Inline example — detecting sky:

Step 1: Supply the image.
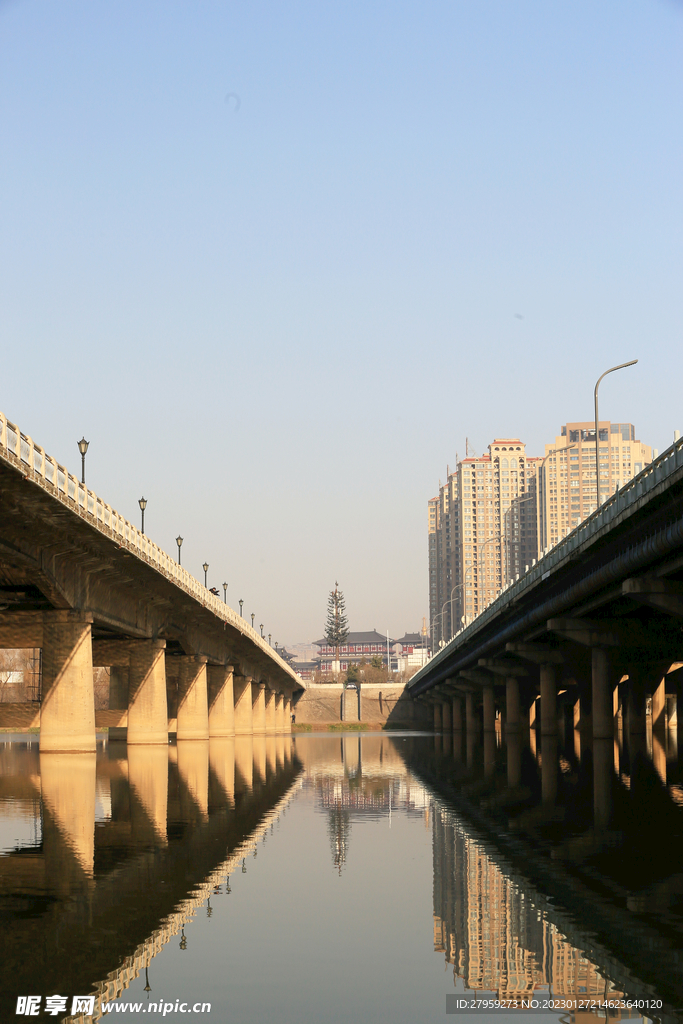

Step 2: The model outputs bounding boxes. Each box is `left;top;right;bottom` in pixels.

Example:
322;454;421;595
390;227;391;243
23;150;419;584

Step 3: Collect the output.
1;0;682;645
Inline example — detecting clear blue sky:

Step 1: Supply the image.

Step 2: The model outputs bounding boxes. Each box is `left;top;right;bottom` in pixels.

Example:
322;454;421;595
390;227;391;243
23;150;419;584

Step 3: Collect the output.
1;0;682;644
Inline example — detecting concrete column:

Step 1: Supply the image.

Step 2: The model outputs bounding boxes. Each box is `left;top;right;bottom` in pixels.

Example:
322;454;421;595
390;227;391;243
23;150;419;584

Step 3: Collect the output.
539;663;557;736
252;682;267;735
507;731;522;788
109;666;129;742
465;692;476;736
275;693;285;733
442;700;452;731
177;656;209;741
265;688;277;734
541;734;558;805
128;640;168;745
233;675;253;736
40;752;96;891
484;731;496;777
593;737;612;831
266;736;277;776
505;677;520;733
209;738;235;806
433;702;442;732
483;685;495;733
40;612;96;753
208;664;235;738
652;675;666;731
452;696;463;731
283;696;292;732
592;648;613;740
127;744;168;843
177;739;209;820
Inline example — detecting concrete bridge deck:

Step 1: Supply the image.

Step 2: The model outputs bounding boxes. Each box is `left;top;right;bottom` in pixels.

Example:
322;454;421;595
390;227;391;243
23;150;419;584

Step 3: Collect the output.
0;411;301;750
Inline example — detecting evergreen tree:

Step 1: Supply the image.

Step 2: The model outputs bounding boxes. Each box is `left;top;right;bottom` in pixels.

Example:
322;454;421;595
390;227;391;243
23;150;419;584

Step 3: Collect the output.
324;582;350;670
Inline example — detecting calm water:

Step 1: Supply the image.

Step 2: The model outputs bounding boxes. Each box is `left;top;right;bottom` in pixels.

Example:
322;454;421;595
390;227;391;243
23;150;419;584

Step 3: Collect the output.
0;729;681;1023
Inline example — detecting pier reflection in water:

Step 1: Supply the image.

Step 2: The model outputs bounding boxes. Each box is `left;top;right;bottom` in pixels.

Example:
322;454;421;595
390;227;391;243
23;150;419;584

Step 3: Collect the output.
0;729;680;1022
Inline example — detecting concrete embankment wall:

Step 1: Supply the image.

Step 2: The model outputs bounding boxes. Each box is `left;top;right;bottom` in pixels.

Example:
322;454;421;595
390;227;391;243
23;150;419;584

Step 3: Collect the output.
291;683;430;728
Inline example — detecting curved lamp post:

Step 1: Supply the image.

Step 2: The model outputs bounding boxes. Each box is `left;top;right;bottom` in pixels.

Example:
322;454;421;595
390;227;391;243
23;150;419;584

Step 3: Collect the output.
176;536;183;565
138;497;147;535
77;437;89;485
203;562;209;587
594;360;638;505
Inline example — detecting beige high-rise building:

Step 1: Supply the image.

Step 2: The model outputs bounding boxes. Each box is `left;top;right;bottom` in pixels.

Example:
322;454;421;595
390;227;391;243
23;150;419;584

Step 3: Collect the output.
428;440;540;649
537;421;652;551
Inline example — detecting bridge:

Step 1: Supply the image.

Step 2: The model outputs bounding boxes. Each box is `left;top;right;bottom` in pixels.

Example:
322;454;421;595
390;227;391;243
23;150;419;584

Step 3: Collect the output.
409;435;683;772
0;411;302;751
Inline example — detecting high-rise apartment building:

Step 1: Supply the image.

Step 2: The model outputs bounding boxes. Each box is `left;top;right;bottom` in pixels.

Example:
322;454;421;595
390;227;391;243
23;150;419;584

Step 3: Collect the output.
537;421;652;550
429;440;540;649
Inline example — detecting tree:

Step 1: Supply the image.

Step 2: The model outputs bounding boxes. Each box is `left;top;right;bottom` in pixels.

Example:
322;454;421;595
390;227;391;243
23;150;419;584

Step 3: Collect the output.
324;582;350;674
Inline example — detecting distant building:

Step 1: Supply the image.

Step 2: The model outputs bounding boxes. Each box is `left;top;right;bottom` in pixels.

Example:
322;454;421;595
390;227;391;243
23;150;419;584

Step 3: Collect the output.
314;630;394;673
393;632;430;673
537;421;652;550
428;439;540;650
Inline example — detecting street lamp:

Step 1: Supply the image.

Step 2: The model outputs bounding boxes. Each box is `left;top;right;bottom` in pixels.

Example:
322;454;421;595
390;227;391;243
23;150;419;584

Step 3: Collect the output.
77;437;89;485
275;641;279;651
223;582;228;603
176;536;183;565
239;599;243;617
268;633;271;646
138;497;147;534
203;562;209;587
260;623;264;637
251;613;255;627
594;360;638;505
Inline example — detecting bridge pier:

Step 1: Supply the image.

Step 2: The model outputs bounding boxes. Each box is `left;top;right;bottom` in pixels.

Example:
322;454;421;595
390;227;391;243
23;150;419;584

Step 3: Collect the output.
40;751;97;890
127;743;169;842
275;693;285;732
451;695;463;732
283;695;292;732
505;677;520;733
592;649;614;740
177;739;209;820
233;675;254;736
40;612;96;754
208;664;235;738
176;656;209;741
209;737;235;806
539;663;557;736
483;685;495;733
265;687;277;734
441;699;452;731
128;640;168;745
507;730;522;787
252;682;267;735
433;702;442;732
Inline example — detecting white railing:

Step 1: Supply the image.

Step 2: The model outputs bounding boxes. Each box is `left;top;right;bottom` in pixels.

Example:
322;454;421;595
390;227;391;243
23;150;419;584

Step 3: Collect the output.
415;434;683;683
0;411;297;682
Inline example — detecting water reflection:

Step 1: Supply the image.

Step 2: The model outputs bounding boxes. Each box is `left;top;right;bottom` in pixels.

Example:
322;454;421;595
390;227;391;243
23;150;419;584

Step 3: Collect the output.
0;736;301;1022
0;728;681;1022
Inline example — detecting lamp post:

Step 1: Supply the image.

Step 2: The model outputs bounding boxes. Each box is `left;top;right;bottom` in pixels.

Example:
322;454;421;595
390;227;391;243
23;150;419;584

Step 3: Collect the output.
268;633;271;646
223;582;228;603
77;437;89;485
251;613;255;628
176;536;183;565
594;360;638;505
203;562;209;587
260;624;264;638
138;497;147;534
239;599;243;617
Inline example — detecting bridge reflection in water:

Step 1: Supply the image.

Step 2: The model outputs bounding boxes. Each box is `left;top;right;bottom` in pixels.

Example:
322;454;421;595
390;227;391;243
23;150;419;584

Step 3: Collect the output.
0;730;681;1023
0;736;301;1023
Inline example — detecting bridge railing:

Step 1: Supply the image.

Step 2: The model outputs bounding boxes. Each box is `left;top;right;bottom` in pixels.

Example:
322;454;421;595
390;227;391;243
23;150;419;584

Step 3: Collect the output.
0;411;298;682
413;433;683;684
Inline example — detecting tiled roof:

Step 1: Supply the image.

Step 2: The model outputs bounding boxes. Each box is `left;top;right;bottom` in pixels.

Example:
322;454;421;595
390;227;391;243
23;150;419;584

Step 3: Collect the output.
313;630;394;647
